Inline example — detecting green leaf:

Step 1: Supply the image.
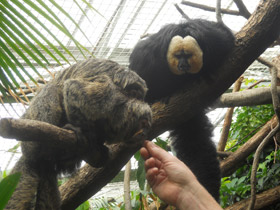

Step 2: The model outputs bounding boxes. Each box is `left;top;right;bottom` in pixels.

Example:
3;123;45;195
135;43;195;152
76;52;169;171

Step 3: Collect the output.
0;5;61;66
75;0;106;20
0;26;42;79
22;0;87;57
0;18;47;70
136;157;146;190
0;12;49;65
47;0;93;46
0;173;21;210
0;39;37;84
134;150;141;161
3;0;76;62
75;200;90;210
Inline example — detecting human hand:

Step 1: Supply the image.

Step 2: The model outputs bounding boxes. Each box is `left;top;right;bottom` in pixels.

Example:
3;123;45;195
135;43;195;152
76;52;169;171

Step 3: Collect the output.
140;140;222;210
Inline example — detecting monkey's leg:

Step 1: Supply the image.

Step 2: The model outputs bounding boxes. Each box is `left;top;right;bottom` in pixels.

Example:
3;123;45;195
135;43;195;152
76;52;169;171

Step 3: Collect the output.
170;113;221;201
5;158;39;210
34;171;60;210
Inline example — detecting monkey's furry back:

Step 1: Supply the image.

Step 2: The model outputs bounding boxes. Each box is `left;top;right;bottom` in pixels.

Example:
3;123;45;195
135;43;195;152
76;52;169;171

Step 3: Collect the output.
129;19;235;200
6;58;152;210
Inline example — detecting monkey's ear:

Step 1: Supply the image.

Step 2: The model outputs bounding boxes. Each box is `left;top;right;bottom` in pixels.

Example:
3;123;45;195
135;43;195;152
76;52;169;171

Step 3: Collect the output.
167;35;203;75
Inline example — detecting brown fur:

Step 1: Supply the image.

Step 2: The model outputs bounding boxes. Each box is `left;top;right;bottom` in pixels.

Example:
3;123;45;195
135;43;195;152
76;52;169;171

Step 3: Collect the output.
6;58;152;210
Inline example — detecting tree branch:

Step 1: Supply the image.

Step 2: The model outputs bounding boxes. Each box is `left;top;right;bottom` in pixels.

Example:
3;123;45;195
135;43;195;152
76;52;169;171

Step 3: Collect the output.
216;0;223;23
213;87;280;108
233;0;251;19
217;76;243;152
248;62;280;210
0;118;76;146
225;184;280;210
181;1;241;17
174;3;190;20
220;116;278;177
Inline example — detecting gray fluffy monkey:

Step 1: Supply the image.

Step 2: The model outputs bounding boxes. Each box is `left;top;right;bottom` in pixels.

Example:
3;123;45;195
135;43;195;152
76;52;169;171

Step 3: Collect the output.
6;58;152;210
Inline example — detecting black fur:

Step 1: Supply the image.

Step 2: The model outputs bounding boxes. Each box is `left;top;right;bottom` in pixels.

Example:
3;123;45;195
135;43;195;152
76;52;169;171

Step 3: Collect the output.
129;19;235;200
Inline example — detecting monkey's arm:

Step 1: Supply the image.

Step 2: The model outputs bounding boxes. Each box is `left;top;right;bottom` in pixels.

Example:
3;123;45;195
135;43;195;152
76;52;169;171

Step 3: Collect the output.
63;75;151;144
62;75;151;166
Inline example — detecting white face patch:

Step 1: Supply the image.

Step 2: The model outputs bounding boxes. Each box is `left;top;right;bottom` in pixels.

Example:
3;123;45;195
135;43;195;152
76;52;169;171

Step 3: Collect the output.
167;35;203;75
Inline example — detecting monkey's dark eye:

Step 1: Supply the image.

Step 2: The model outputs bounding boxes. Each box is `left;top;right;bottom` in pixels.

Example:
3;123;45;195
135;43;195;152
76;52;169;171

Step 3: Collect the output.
128;89;142;99
124;84;144;100
174;54;182;59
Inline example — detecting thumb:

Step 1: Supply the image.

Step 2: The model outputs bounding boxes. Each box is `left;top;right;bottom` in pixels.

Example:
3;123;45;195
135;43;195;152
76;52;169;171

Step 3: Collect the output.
144;141;170;162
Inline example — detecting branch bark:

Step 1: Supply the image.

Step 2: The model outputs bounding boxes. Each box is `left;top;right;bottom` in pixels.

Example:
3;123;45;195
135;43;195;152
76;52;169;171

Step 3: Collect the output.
124;160;132;210
248;63;280;210
217;76;243;152
213;87;280;108
0;118;76;146
181;1;240;17
225;185;280;210
233;0;251;19
220;116;278;177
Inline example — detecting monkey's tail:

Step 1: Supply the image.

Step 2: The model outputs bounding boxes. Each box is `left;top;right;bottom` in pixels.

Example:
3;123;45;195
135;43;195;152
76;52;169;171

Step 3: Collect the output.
170;112;221;201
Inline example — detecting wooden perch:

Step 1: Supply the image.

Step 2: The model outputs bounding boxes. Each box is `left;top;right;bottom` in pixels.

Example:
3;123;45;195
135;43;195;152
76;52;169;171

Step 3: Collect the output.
213;87;280;108
0;118;76;146
225;185;280;210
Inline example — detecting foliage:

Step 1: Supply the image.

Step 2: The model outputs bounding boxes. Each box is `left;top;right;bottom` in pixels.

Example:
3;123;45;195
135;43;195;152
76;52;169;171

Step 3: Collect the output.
220;104;279;208
134;137;169;190
0;173;21;210
91;190;161;210
226;104;274;151
0;0;97;103
75;200;90;210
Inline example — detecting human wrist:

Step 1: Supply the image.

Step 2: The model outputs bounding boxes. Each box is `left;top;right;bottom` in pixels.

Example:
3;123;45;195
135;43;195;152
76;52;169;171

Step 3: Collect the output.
176;180;222;210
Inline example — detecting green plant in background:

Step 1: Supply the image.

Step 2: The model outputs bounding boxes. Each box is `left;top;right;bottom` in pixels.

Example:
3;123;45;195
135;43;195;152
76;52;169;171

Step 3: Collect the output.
0;0;100;103
134;137;169;190
0;173;21;210
75;200;90;210
226;104;274;152
220;104;278;208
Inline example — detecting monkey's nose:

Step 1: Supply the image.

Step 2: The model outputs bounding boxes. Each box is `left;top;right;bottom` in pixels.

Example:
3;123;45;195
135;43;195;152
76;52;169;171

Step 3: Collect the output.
139;118;151;129
178;63;190;72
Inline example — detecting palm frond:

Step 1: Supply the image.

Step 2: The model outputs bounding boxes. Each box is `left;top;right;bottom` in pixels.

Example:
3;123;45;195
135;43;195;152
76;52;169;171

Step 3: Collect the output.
0;0;98;106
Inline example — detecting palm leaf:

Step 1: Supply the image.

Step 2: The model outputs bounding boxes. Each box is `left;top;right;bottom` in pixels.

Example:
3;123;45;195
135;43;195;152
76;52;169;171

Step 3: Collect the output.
0;0;99;106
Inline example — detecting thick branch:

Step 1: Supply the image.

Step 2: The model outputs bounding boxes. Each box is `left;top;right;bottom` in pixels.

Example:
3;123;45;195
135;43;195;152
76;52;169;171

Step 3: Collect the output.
0;118;76;147
214;87;280;108
225;185;280;210
60;143;141;210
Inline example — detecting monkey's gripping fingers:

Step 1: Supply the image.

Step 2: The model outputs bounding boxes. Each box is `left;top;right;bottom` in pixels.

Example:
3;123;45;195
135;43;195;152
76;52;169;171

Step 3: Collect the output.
114;99;152;143
63;124;109;167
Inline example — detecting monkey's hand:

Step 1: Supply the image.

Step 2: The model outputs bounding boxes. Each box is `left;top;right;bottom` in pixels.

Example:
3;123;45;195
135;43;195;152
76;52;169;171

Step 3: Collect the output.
63;124;109;168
